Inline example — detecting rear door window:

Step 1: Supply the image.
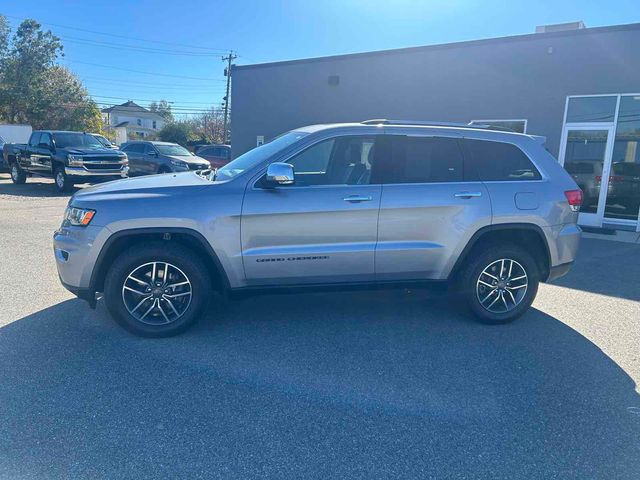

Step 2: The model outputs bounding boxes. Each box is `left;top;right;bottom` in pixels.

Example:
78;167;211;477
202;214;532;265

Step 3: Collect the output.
124;143;143;154
384;136;464;183
463;139;541;181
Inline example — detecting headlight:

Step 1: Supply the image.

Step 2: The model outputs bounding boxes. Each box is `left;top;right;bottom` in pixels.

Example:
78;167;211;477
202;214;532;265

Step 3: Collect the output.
67;154;84;167
120;154;128;165
170;159;187;168
64;207;96;226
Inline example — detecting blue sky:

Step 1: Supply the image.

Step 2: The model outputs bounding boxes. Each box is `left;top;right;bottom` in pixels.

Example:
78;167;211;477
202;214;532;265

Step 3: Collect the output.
1;0;637;116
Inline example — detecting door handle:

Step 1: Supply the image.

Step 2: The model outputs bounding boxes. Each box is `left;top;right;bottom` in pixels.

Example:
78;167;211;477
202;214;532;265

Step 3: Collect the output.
454;191;482;199
343;194;373;203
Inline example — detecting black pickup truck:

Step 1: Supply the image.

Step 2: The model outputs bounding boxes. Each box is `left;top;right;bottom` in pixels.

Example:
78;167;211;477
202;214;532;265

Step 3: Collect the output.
8;130;129;191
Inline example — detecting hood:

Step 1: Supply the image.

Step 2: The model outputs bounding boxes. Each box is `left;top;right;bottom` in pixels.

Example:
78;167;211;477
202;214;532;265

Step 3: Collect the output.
64;147;124;156
71;171;211;204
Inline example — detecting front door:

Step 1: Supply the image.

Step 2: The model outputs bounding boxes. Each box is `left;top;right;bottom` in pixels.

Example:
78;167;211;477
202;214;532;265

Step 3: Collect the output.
559;126;615;227
241;135;381;285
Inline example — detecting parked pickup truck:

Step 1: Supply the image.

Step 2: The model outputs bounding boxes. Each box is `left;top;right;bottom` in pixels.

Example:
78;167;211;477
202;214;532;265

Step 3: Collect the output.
8;130;129;191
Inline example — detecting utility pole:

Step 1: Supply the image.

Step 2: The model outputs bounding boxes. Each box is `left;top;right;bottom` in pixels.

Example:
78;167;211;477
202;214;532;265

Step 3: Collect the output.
222;50;237;145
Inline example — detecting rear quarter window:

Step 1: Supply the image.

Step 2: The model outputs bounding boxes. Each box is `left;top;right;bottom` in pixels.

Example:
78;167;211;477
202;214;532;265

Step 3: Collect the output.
464;139;541;181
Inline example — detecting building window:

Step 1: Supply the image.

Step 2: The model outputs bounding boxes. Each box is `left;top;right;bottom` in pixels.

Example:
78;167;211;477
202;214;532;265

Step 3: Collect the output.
137;119;142;126
566;96;617;123
469;119;527;133
153;120;157;129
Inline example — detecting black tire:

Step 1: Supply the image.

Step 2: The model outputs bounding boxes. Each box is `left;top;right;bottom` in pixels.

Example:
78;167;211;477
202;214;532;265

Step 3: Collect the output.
10;161;27;184
53;165;74;192
103;242;210;337
459;244;539;325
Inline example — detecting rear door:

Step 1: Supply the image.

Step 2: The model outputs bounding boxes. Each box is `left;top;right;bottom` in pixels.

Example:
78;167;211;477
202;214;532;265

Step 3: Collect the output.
142;144;159;174
375;132;492;280
241;134;382;285
123;143;144;175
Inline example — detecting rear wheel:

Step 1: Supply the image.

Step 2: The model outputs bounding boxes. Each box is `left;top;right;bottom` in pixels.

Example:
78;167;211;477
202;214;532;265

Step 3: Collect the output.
459;244;539;324
104;242;210;337
10;162;27;184
53;165;74;192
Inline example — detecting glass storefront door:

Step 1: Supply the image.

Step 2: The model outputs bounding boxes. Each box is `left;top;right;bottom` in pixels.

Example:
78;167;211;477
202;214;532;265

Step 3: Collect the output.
604;96;640;223
561;127;615;227
560;95;640;230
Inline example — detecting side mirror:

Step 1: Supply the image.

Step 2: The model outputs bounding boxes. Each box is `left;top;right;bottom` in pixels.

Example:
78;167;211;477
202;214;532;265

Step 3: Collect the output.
265;162;295;186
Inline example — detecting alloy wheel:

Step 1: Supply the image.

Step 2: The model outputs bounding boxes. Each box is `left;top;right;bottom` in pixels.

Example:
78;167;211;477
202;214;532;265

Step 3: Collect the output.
56;171;66;189
121;261;192;325
476;258;528;314
11;164;19;181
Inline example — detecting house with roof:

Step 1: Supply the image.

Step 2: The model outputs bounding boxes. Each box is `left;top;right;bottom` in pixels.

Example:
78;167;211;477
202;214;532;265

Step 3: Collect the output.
101;101;166;144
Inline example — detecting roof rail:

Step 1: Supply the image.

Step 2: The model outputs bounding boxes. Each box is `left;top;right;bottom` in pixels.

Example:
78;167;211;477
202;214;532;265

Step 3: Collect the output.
360;119;516;132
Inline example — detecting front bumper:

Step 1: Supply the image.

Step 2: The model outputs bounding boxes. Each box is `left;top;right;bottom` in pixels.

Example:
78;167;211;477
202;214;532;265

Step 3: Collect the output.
54;225;110;303
65;165;129;178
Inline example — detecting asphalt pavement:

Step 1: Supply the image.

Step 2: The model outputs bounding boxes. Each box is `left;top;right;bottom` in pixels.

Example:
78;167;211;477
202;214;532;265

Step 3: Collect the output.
0;174;639;479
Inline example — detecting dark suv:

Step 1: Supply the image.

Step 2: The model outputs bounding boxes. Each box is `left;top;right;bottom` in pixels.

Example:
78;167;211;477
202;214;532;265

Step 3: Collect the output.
121;141;211;176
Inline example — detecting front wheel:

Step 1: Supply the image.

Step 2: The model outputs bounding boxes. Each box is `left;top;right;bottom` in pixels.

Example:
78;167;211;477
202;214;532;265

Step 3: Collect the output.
10;162;27;184
459;245;539;324
53;165;74;192
103;242;210;337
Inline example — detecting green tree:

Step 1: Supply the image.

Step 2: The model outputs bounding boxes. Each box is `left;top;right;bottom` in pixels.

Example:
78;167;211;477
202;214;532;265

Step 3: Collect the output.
149;99;174;122
0;17;63;123
0;16;100;131
158;121;192;145
39;66;103;131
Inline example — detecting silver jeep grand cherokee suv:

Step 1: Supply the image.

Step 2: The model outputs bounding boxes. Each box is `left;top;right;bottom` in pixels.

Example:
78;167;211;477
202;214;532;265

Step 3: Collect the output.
54;120;582;337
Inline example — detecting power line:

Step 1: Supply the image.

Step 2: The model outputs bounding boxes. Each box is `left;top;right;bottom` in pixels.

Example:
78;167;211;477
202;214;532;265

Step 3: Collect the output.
59;35;222;57
80;76;226;90
91;94;224;105
3;14;230;52
63;60;226;81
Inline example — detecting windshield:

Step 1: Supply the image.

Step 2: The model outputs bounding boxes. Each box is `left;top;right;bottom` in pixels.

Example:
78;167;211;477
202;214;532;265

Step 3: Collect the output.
53;133;104;149
93;135;111;147
216;131;309;181
156;144;191;156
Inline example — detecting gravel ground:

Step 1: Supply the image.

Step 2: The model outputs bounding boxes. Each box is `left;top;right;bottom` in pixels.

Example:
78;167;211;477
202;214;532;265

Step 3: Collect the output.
0;173;639;479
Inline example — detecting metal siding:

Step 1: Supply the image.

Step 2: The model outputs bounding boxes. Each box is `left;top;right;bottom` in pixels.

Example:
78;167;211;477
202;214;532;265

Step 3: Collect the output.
231;26;640;159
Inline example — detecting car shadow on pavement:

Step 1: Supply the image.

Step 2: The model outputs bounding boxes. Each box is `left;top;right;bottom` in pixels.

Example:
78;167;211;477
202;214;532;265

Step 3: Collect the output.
0;173;83;198
1;292;638;478
551;237;640;302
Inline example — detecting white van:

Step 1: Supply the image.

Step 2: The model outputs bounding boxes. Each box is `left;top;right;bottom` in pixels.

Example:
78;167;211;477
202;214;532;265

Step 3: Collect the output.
0;124;32;145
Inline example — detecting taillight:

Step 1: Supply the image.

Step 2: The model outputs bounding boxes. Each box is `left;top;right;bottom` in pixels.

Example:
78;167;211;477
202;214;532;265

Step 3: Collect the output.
609;175;624;183
565;189;583;212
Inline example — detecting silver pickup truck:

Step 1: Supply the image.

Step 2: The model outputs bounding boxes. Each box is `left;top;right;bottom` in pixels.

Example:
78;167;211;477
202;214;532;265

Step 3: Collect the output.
53;121;582;337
